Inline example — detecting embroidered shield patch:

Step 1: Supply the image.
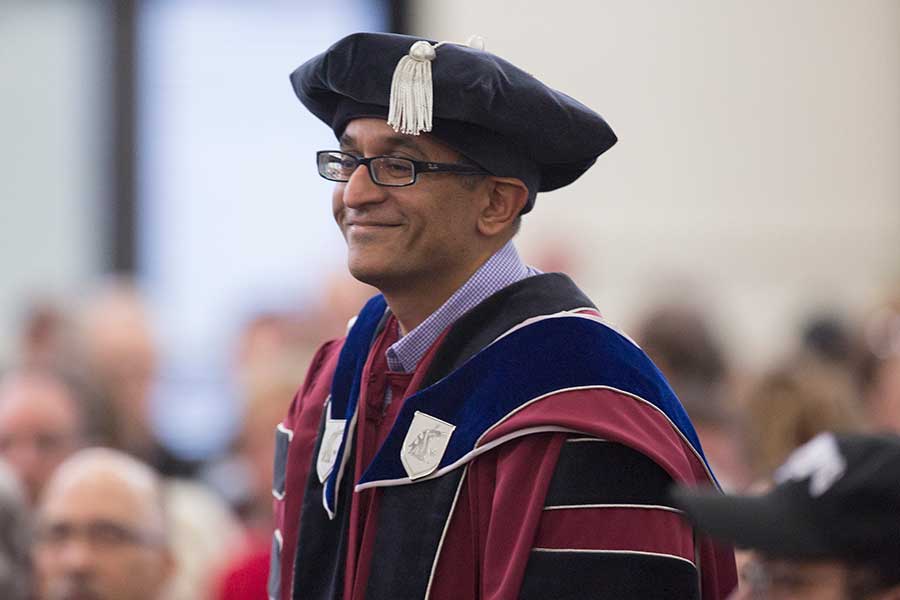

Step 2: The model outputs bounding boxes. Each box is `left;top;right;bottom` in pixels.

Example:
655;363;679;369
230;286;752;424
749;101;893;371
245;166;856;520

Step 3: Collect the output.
401;411;456;480
317;416;346;483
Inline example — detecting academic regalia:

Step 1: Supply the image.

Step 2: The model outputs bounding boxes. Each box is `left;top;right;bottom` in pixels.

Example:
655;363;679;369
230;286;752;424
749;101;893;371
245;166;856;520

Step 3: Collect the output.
271;275;736;599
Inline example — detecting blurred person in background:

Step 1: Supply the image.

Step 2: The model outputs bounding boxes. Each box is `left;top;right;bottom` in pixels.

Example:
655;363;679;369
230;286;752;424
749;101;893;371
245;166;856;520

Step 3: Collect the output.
33;447;174;600
0;369;86;505
636;302;750;490
672;432;900;599
73;278;197;477
163;476;243;600
740;359;865;481
0;460;32;600
210;354;307;600
857;299;900;433
799;312;857;371
17;300;70;372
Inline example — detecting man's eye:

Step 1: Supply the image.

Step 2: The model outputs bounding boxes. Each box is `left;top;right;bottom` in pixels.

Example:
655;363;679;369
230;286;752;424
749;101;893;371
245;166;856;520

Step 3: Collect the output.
384;160;412;173
91;523;132;544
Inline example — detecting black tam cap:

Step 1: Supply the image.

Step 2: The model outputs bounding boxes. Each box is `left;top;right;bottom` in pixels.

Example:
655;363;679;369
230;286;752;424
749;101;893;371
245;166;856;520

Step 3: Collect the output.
671;433;900;580
290;32;617;213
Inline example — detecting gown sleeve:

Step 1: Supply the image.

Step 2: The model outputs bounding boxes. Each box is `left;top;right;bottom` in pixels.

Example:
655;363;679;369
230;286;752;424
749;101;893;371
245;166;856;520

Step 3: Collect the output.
468;431;733;599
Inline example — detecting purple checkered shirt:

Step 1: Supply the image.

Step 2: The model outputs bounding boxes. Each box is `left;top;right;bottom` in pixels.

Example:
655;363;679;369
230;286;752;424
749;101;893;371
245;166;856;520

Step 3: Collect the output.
385;241;540;373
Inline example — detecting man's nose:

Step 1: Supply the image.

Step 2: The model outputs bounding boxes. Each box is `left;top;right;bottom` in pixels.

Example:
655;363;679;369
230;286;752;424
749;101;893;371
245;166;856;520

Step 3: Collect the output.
57;536;96;573
341;164;388;208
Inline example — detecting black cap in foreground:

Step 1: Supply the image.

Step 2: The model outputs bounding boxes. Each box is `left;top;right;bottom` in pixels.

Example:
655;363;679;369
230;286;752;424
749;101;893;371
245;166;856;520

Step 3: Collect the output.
290;32;617;213
671;432;900;570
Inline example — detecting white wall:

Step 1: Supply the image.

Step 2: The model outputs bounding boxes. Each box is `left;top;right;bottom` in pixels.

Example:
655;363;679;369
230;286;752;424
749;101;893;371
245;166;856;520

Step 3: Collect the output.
410;0;900;366
0;1;107;365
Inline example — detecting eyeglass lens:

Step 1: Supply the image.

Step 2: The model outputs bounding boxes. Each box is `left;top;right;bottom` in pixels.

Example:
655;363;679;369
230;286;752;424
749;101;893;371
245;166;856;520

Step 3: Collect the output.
318;152;415;186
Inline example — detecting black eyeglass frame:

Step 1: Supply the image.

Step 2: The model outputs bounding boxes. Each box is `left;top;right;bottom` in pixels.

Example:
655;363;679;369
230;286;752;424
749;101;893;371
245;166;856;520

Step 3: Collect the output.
316;150;489;187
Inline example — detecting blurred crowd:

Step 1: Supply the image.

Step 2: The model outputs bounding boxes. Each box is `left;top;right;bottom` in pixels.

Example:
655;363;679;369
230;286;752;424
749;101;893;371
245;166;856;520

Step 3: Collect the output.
0;274;373;600
0;267;898;599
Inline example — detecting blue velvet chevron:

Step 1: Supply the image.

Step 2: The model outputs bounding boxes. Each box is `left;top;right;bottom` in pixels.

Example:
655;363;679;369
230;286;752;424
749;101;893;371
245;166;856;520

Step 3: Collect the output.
323;294;387;514
358;314;711;486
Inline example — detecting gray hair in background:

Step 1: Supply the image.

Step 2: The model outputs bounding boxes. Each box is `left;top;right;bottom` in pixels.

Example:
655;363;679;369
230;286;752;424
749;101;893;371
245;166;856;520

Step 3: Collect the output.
0;460;31;600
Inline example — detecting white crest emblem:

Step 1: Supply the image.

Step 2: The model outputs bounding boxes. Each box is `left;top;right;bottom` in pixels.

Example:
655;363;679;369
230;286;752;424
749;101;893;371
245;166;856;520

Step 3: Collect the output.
317;416;346;483
774;432;847;497
401;411;455;480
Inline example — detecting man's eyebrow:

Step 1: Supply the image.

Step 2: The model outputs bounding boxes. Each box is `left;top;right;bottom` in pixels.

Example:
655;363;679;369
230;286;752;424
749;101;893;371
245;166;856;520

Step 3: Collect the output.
380;136;426;155
338;133;427;157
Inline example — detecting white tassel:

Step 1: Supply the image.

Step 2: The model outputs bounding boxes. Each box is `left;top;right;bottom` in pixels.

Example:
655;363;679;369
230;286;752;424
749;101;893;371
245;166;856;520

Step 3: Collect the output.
388;41;436;135
387;37;487;136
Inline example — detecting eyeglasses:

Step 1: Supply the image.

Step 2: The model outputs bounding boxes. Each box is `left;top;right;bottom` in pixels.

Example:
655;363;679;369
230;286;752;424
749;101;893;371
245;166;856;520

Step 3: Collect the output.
316;150;488;187
36;519;165;551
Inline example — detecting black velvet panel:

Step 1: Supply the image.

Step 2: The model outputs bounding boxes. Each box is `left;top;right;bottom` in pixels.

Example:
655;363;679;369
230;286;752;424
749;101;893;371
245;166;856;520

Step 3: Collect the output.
520;550;699;600
544;441;675;508
291;411;355;600
365;470;466;600
272;426;290;498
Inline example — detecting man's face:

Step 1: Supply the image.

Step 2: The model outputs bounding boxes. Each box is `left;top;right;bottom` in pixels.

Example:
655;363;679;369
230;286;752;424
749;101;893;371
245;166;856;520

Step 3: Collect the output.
331;118;486;293
0;375;81;504
867;356;900;433
731;557;895;600
34;470;172;600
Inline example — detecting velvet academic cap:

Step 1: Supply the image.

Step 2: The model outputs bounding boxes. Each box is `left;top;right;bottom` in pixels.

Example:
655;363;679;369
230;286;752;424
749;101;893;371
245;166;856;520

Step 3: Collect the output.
291;32;617;213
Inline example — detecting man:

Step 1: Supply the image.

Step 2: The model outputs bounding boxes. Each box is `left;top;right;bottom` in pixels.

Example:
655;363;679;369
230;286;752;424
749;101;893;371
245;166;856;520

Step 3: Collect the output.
0;369;85;504
272;32;736;599
75;279;198;477
672;432;900;599
33;447;175;600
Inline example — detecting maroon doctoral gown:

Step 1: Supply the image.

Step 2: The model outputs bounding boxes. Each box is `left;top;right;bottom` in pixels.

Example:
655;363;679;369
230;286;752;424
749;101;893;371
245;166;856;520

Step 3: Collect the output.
271;274;737;599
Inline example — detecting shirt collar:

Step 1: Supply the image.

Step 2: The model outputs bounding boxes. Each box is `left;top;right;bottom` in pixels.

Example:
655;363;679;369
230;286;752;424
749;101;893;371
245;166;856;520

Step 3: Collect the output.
385;241;539;373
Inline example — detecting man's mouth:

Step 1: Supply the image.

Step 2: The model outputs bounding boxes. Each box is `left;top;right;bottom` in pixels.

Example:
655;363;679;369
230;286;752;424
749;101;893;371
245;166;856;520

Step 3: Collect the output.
346;222;402;232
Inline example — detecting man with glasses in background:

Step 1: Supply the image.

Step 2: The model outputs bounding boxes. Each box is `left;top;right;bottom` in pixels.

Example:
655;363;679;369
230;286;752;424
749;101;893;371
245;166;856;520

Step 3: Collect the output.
673;432;900;600
271;32;737;599
33;448;174;600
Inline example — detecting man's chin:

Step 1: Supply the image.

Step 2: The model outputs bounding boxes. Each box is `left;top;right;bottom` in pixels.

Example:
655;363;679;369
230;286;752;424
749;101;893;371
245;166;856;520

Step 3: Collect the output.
346;260;396;290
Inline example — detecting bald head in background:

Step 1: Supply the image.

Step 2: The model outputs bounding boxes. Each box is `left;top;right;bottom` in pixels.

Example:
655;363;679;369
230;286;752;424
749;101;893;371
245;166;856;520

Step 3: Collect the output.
34;448;174;600
0;370;85;504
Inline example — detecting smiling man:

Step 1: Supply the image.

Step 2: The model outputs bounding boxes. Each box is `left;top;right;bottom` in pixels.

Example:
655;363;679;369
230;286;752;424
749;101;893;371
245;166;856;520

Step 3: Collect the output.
271;32;737;600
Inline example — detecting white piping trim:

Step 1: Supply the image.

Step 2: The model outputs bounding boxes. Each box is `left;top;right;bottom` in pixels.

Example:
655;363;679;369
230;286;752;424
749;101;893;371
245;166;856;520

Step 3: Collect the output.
475;384;718;488
565;437;609;443
531;548;696;568
355;425;582;491
272;489;285;501
276;422;294;441
487;310;642;351
424;465;469;600
543;503;684;515
322;403;360;520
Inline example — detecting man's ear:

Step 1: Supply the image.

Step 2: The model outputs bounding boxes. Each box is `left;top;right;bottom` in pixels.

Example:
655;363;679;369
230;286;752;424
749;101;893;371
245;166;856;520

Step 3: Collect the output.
477;177;529;237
